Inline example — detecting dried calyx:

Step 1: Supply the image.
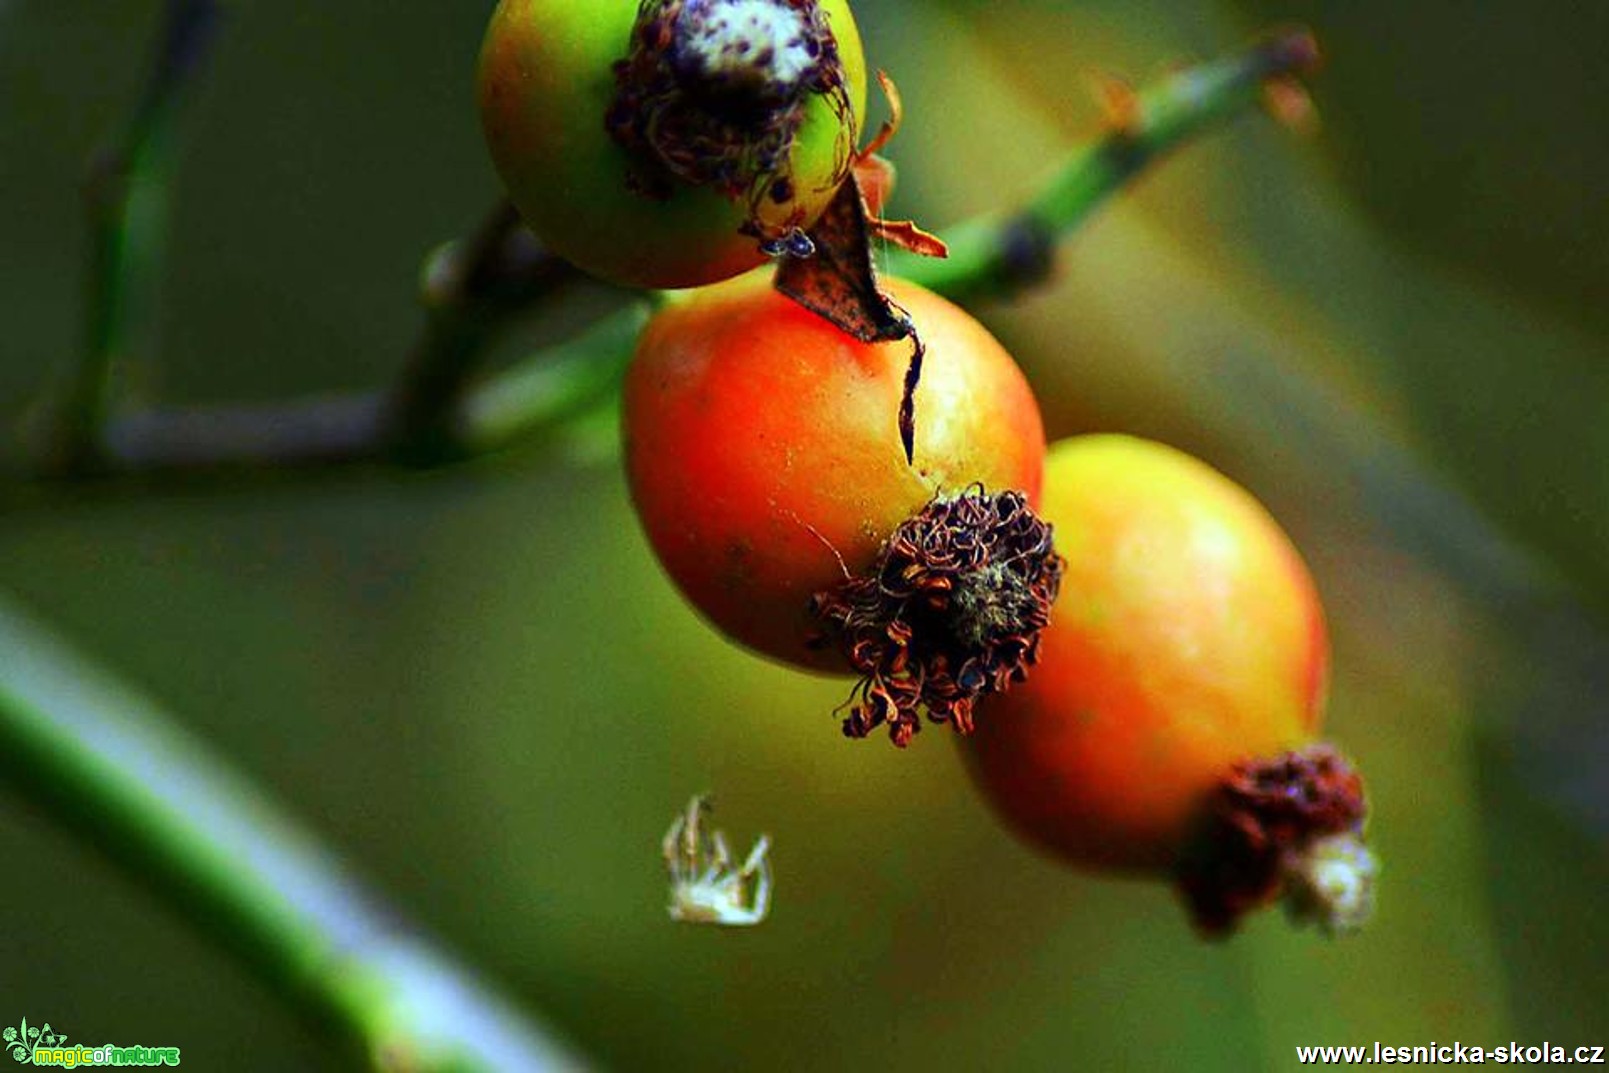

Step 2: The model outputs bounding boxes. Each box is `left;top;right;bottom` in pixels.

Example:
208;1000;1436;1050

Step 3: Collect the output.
810;488;1064;747
607;0;854;240
1176;744;1377;937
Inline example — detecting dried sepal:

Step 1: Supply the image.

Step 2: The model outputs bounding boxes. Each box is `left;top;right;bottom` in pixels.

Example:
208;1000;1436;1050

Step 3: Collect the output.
869;217;947;258
1176;744;1376;937
858;70;903;160
810;488;1064;747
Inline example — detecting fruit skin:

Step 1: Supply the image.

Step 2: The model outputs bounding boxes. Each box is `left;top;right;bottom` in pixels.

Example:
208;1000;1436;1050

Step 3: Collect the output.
478;0;867;290
962;435;1329;871
624;274;1046;672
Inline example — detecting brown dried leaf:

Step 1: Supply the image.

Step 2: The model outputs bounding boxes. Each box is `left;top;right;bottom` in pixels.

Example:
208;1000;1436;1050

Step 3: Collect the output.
772;68;944;463
774;172;910;344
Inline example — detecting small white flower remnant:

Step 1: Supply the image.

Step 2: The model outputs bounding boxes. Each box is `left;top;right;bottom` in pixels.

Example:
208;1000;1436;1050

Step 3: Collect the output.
662;796;772;926
1285;831;1379;936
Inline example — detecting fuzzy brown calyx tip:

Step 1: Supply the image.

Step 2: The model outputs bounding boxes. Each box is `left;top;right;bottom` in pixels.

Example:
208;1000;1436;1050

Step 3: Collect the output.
809;488;1064;748
606;0;852;233
1176;743;1376;938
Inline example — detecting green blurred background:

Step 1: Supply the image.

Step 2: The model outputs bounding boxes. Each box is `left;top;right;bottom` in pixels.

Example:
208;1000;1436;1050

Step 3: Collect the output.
2;0;1605;1068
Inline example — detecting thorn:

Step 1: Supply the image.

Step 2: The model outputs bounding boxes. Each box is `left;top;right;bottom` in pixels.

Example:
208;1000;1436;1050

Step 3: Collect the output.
1092;72;1141;135
1262;75;1320;133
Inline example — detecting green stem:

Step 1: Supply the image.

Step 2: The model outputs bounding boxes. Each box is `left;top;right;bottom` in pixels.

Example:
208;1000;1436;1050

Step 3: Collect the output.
0;595;586;1071
81;300;652;477
58;0;222;475
894;27;1319;300
101;393;386;474
456;300;654;456
388;202;583;463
